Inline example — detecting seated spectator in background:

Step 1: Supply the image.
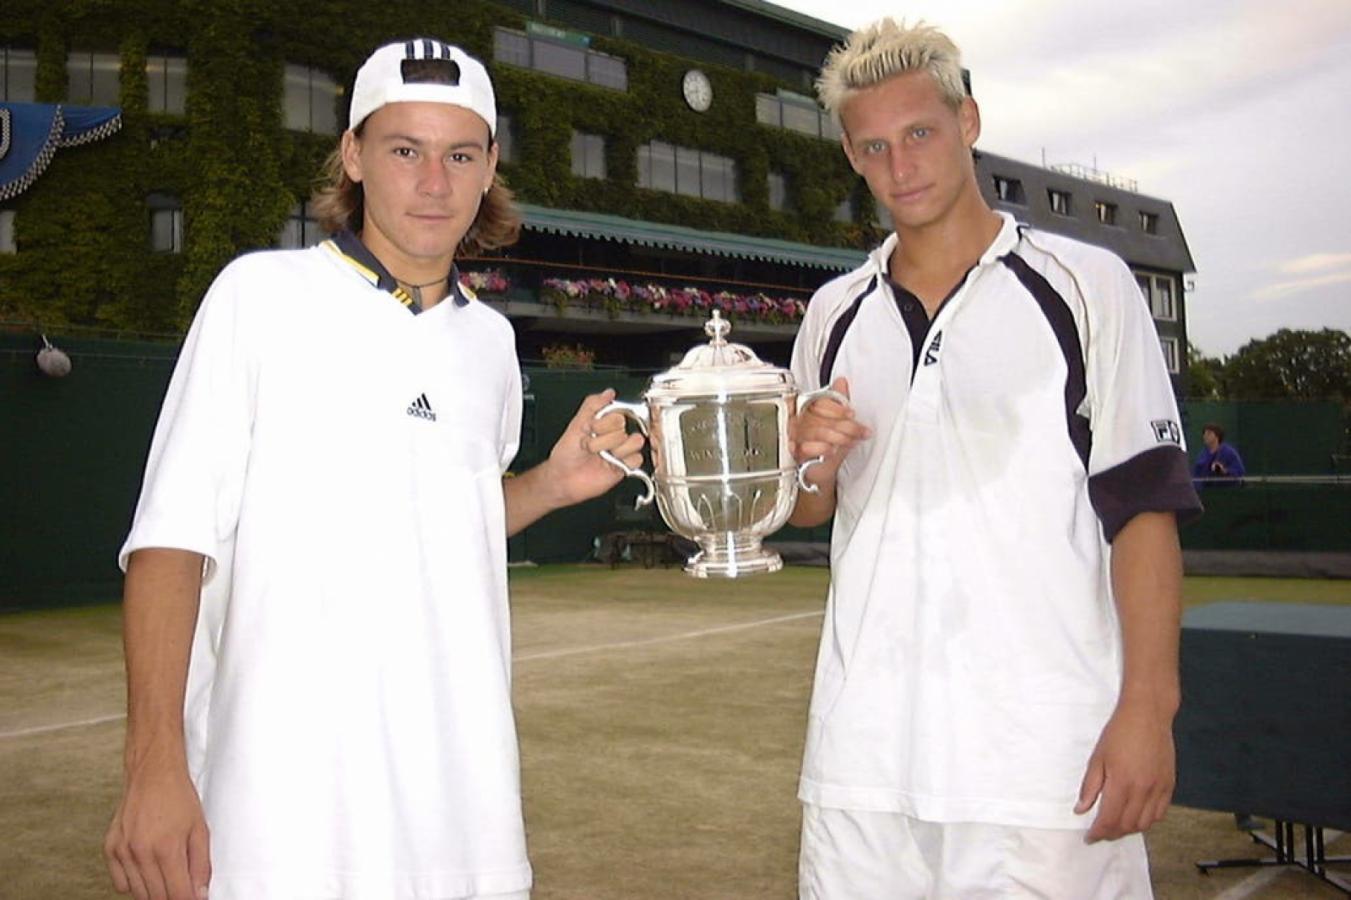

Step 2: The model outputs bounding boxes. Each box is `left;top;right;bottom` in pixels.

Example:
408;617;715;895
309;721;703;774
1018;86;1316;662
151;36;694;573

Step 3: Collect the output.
1193;423;1246;486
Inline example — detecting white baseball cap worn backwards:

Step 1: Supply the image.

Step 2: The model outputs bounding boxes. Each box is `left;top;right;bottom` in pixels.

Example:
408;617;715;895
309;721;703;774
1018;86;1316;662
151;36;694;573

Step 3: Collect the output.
348;38;497;137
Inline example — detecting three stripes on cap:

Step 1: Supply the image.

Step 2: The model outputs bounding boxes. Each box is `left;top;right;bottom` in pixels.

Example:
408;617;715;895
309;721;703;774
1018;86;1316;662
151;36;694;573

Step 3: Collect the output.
405;39;454;61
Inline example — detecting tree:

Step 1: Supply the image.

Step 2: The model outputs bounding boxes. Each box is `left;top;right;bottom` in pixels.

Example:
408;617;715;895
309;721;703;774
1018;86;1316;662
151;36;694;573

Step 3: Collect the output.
1223;328;1351;401
1186;344;1225;400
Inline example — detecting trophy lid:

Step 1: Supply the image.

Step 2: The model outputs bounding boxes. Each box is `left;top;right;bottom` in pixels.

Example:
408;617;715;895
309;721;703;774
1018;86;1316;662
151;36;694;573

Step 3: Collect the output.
648;311;794;398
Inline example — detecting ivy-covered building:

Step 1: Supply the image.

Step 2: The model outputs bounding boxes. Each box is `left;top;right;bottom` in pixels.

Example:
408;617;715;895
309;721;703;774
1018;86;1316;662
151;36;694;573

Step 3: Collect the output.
0;0;1194;379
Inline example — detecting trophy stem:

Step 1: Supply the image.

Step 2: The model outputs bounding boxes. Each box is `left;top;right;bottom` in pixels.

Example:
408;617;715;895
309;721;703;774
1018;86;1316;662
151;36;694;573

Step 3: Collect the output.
685;533;783;579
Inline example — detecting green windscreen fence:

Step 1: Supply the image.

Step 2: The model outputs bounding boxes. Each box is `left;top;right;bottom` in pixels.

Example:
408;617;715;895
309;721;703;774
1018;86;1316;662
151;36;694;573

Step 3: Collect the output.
1185;482;1351;552
1179;400;1350;552
0;329;666;608
1183;400;1347;475
2;333;178;609
2;331;1348;609
507;368;653;566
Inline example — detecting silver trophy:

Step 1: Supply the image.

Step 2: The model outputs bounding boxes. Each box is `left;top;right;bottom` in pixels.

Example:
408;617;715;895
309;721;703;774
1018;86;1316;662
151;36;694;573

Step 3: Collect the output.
597;311;845;578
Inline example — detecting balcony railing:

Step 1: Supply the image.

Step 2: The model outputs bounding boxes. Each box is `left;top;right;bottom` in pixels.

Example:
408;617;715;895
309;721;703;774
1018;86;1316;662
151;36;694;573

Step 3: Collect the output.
1047;162;1139;194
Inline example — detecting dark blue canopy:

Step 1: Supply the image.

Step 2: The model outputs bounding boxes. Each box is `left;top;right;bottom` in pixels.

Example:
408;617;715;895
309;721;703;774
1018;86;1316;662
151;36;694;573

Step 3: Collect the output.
0;103;122;201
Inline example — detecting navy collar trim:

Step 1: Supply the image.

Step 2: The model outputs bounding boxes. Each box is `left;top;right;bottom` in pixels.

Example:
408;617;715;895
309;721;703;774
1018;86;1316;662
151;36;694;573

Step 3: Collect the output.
328;229;468;312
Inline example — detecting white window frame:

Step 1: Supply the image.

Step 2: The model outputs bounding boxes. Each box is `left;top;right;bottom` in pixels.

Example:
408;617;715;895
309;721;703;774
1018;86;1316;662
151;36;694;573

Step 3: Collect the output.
821;113;843;142
586;52;627;91
780;98;820;137
700;153;736;204
833;194;854;224
1135;273;1152;305
1152;275;1177;321
277;201;323;249
637;141;675;193
1;47;37;102
492;28;627;92
755;92;836;141
674;146;701;197
493;29;531;69
1048;188;1072;216
767;171;788;212
570;130;606;180
496;113;516;163
148;193;183;253
284;64;340;134
0;209;16;253
1134;271;1178;322
993;175;1025;204
67;50;121;105
1139;210;1159;234
146;54;188;115
1159;336;1180;374
532;39;586;81
755;94;780;127
636;142;738;203
1094;200;1118;226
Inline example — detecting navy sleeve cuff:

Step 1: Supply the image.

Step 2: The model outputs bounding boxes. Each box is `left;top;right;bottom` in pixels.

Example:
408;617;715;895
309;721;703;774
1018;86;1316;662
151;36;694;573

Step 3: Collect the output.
1089;445;1203;543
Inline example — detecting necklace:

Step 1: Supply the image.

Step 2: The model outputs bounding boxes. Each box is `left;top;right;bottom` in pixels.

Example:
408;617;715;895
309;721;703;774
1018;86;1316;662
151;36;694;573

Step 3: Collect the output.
397;275;447;307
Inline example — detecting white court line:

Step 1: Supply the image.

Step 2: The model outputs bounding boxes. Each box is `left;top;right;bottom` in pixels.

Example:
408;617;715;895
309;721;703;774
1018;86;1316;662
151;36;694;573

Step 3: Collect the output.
0;712;127;740
515;609;824;663
1209;830;1344;900
9;609;1343;900
0;610;825;740
1211;866;1285;900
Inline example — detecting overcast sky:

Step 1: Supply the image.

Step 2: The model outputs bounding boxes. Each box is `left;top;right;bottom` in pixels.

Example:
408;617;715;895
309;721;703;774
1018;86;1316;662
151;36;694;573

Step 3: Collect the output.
774;0;1351;356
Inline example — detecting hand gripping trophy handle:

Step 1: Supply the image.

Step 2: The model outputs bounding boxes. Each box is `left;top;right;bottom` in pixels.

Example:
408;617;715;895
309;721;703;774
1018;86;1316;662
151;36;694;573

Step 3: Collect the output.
595;401;656;509
795;387;851;494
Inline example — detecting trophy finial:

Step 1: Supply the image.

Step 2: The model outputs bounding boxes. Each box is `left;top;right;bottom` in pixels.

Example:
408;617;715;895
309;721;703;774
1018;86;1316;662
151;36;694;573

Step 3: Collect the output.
705;310;731;346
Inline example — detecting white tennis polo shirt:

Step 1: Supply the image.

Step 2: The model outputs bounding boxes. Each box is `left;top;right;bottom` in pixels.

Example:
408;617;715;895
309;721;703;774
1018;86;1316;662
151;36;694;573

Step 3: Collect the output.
790;212;1200;829
120;239;530;898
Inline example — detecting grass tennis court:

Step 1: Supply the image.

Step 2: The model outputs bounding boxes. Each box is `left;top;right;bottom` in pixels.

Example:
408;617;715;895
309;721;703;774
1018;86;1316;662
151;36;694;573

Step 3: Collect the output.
1;566;1347;898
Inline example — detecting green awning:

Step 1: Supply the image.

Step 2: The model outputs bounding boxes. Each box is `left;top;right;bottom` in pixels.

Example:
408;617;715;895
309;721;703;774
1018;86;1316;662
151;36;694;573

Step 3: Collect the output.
518;204;867;271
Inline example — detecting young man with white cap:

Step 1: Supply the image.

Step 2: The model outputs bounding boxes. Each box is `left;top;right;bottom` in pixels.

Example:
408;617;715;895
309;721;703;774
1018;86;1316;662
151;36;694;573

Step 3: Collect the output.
788;19;1202;897
104;39;642;900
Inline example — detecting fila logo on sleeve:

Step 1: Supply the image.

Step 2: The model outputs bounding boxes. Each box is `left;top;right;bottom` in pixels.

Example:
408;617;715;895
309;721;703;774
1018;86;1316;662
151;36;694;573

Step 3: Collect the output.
407;393;437;422
1152;419;1181;445
923;331;943;366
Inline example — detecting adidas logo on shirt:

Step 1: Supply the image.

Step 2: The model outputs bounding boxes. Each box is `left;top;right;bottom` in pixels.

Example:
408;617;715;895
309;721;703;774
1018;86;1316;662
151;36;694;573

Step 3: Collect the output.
407;393;437;422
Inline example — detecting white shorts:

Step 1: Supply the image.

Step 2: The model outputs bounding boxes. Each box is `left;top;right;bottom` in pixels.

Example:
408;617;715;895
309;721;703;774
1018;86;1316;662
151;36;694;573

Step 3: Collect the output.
799;804;1152;899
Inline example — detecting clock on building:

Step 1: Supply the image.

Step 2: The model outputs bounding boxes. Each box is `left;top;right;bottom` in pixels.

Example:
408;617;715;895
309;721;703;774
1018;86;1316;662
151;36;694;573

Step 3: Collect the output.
682;69;712;112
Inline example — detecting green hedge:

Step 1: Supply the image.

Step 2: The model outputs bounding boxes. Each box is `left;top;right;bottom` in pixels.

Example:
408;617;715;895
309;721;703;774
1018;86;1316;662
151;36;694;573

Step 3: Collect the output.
1;0;869;333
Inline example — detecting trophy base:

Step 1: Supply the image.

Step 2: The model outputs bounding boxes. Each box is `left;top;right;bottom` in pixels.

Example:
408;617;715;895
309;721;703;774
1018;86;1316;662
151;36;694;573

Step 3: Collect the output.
684;536;783;579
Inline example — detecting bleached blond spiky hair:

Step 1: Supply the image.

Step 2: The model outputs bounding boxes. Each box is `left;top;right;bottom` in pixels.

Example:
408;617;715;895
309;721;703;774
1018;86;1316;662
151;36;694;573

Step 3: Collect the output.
816;19;966;118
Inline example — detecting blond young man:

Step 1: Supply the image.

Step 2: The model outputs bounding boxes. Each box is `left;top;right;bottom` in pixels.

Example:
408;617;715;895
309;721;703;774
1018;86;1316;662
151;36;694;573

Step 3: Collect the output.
104;40;642;900
788;20;1201;897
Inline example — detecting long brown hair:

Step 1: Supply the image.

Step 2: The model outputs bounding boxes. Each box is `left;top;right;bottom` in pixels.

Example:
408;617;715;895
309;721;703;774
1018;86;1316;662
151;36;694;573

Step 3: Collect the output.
310;130;521;255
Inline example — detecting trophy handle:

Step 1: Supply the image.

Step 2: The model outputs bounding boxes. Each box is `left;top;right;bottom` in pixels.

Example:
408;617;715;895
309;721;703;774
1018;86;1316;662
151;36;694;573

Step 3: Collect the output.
594;400;656;509
794;388;851;495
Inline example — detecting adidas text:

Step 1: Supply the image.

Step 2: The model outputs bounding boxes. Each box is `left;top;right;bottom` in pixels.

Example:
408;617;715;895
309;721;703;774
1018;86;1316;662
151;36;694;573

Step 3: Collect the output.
407;393;437;422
